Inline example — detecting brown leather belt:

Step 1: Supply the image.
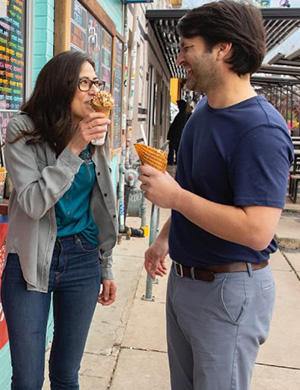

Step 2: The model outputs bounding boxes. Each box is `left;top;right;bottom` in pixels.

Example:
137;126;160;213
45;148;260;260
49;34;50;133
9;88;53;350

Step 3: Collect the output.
173;260;269;282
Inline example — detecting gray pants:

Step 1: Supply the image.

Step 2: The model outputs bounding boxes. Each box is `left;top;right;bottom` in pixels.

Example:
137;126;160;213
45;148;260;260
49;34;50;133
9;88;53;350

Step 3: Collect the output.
166;263;275;390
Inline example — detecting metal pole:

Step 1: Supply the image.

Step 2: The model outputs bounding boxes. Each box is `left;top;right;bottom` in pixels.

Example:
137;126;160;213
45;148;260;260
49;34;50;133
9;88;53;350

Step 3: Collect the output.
125;4;139;169
118;4;129;234
142;204;159;301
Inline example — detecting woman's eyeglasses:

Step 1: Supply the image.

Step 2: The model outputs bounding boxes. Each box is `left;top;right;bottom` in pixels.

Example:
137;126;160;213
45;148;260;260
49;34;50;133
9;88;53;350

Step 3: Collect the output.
78;78;106;92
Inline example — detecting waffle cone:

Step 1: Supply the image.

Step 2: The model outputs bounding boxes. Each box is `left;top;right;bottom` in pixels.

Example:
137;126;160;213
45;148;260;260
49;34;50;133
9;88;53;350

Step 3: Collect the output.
134;144;167;173
91;105;111;118
0;171;6;182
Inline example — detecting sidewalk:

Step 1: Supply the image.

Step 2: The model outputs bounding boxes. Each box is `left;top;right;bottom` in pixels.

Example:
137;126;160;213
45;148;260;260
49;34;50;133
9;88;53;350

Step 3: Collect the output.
43;199;300;389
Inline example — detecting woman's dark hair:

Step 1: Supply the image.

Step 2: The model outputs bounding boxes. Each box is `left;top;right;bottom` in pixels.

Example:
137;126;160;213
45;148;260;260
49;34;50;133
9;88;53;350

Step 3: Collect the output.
176;0;266;76
19;51;95;155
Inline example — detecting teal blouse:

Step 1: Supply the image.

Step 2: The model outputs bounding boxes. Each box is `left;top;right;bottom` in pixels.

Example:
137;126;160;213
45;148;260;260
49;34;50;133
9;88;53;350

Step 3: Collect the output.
55;146;99;244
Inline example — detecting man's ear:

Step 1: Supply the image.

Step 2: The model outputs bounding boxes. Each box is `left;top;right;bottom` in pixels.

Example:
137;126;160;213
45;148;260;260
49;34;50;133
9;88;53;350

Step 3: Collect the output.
216;42;232;60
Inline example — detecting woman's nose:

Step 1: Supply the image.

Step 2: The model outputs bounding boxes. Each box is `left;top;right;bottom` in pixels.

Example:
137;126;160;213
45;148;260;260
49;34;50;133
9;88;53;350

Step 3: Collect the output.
89;83;99;95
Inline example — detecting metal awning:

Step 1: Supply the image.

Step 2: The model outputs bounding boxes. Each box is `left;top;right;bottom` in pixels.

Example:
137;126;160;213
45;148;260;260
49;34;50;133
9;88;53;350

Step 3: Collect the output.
146;7;300;83
268;49;300;67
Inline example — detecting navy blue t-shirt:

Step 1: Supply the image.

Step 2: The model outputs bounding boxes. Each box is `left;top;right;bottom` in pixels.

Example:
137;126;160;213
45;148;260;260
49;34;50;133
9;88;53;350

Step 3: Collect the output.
169;96;293;267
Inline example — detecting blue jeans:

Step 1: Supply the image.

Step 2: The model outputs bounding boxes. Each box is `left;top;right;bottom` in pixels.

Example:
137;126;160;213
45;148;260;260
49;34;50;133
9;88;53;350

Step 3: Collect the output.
1;234;101;390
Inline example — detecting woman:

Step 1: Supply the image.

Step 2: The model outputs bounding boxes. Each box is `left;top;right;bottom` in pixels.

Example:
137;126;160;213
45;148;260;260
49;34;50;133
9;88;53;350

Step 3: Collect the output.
1;51;118;389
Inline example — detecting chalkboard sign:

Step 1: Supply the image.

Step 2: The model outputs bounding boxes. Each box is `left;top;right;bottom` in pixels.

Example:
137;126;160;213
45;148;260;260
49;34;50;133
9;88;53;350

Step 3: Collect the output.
0;0;26;111
99;29;112;90
71;0;112;90
71;0;117;148
113;38;123;151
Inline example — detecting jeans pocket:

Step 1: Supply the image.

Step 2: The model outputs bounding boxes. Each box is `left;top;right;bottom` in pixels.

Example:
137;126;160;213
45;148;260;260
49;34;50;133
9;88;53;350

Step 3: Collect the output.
76;235;99;253
220;275;248;326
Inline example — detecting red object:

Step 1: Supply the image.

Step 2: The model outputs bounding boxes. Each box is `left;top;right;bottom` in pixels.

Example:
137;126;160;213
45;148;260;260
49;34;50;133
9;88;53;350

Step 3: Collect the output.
0;221;9;350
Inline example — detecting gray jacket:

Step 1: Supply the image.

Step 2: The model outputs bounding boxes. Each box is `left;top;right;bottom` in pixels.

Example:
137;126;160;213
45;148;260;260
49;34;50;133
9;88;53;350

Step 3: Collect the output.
4;112;118;292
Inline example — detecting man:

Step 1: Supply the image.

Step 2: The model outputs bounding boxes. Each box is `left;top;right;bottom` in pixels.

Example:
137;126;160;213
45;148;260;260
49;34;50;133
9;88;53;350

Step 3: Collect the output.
167;99;187;165
138;1;293;390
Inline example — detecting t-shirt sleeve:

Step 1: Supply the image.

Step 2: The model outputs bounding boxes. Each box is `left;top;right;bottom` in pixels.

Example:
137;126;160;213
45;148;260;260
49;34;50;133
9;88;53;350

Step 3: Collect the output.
229;125;293;208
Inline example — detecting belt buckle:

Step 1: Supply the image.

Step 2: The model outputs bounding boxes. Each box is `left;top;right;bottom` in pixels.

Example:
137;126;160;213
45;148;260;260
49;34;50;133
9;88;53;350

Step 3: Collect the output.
174;262;184;277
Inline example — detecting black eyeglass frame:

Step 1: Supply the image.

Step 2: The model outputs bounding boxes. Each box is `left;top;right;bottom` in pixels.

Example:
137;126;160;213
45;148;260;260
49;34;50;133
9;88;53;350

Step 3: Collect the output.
78;77;106;92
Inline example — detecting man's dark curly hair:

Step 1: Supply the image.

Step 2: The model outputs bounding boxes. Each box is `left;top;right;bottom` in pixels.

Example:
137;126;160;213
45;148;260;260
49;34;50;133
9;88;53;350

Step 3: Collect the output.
176;0;266;76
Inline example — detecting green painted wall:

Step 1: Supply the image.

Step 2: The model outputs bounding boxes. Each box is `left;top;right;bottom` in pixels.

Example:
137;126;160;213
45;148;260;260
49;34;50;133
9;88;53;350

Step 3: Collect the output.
33;0;55;84
98;0;123;34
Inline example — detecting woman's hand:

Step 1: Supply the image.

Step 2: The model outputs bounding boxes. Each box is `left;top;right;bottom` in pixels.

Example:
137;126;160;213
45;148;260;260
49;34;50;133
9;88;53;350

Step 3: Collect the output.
68;112;111;155
98;279;117;306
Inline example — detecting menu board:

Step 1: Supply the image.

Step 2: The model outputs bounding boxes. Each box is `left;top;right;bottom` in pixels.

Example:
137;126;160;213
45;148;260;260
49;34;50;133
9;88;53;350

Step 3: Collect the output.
112;38;123;151
0;0;26;111
71;0;112;90
99;29;112;90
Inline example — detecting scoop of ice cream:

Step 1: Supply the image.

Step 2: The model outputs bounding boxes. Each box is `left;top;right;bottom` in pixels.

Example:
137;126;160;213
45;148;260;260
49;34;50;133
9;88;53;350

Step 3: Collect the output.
90;91;115;113
134;144;167;173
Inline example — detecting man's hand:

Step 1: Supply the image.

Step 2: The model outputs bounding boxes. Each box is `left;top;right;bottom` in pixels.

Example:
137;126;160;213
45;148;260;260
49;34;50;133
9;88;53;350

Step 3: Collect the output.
145;238;169;280
98;279;116;306
138;165;182;209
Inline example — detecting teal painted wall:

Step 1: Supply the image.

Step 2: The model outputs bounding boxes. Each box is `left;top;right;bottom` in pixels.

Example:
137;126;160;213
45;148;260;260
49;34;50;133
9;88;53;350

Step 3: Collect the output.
0;344;11;390
33;0;55;84
98;0;123;35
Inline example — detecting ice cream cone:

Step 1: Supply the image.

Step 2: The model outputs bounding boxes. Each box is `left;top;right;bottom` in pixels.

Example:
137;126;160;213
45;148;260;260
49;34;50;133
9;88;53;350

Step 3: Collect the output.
0;169;6;203
0;170;6;183
92;105;111;118
90;91;114;117
134;144;167;173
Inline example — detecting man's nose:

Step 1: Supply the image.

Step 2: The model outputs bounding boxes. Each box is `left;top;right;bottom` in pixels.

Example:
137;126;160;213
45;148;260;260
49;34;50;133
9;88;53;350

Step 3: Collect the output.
176;52;184;66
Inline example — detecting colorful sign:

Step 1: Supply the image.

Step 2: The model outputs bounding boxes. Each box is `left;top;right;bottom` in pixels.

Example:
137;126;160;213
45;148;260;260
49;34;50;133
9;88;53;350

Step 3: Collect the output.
71;0;112;89
113;38;123;151
0;0;25;111
71;0;123;150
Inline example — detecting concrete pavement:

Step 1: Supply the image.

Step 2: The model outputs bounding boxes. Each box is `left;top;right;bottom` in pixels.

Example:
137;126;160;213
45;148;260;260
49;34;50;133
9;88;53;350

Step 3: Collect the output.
43;197;300;389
